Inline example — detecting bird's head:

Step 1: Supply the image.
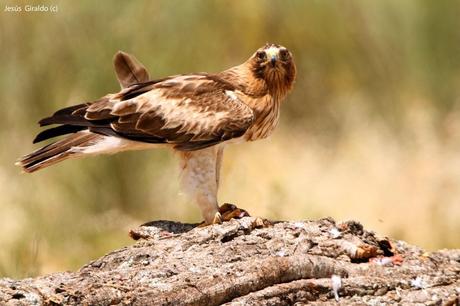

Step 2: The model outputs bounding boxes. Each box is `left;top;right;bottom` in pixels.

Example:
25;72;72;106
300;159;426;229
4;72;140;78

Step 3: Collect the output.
249;43;296;97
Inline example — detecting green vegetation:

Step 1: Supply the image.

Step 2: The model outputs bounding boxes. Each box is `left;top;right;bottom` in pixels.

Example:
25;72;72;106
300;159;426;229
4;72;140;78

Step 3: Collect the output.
1;0;459;277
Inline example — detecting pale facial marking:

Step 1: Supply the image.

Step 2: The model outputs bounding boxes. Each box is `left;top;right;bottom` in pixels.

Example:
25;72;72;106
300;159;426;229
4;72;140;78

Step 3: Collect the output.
265;46;280;59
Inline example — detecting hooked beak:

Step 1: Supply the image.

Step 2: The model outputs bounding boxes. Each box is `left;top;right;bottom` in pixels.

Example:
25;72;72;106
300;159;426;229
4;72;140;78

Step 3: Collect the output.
265;46;279;67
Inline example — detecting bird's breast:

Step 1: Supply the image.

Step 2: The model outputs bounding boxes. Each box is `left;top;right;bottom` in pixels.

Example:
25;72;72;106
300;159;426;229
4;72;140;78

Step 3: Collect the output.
243;96;281;141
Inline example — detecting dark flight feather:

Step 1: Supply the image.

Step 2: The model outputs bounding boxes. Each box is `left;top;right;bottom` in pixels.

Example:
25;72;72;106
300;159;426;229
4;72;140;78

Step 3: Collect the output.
33;125;86;143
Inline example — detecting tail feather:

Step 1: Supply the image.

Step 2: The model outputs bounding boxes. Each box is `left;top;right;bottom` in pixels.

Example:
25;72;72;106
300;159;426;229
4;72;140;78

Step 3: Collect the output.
16;132;101;173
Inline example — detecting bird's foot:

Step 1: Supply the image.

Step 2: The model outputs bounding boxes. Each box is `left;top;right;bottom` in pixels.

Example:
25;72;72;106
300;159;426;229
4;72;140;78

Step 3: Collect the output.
198;203;250;227
218;203;250;221
197;212;222;227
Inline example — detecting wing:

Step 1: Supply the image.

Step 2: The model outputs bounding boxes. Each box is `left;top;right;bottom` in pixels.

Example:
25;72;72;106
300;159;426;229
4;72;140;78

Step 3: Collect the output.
37;74;254;151
113;51;150;89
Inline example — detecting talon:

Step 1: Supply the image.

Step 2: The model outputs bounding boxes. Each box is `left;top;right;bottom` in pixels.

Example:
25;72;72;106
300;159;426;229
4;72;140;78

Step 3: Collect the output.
212;212;223;224
197;212;223;227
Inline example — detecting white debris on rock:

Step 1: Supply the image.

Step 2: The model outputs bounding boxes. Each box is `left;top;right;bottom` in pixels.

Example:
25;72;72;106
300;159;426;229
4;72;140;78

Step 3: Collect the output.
329;227;341;238
373;257;393;266
331;274;342;302
411;276;428;289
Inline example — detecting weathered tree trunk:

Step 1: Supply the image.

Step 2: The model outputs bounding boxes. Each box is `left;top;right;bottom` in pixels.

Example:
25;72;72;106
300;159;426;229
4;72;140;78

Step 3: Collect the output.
0;217;458;305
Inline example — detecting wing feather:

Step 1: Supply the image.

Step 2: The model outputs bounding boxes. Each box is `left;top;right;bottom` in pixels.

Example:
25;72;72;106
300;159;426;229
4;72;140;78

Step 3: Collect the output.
113;51;150;89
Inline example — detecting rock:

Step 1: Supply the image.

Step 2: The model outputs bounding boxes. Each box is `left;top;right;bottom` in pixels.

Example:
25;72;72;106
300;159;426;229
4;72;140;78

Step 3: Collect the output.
0;217;458;305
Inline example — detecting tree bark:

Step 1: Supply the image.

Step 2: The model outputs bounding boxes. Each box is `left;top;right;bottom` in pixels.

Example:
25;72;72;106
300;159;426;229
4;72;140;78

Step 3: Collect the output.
0;217;458;305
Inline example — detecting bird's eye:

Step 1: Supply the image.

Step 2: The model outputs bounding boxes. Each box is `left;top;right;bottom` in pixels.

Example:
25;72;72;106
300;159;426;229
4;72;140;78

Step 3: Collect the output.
279;49;289;61
256;51;267;61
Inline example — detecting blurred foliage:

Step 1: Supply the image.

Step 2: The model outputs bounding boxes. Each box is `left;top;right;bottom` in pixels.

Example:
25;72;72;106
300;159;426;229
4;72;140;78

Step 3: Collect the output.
1;0;460;277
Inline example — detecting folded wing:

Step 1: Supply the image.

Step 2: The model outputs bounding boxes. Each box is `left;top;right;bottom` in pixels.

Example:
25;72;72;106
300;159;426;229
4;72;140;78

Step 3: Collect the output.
36;75;254;151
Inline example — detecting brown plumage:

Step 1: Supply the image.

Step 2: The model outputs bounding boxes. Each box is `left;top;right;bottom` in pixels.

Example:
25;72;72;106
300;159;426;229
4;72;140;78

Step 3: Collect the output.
17;43;296;224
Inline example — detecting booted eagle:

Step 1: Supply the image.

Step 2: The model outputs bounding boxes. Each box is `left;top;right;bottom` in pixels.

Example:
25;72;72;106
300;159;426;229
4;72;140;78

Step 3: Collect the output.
17;43;296;224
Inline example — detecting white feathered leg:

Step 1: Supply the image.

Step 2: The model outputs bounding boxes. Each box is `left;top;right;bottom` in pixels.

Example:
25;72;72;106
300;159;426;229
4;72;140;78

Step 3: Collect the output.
179;146;222;224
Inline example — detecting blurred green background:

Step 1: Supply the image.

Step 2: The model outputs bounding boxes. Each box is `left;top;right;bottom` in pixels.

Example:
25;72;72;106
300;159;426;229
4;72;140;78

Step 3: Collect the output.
1;0;459;277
